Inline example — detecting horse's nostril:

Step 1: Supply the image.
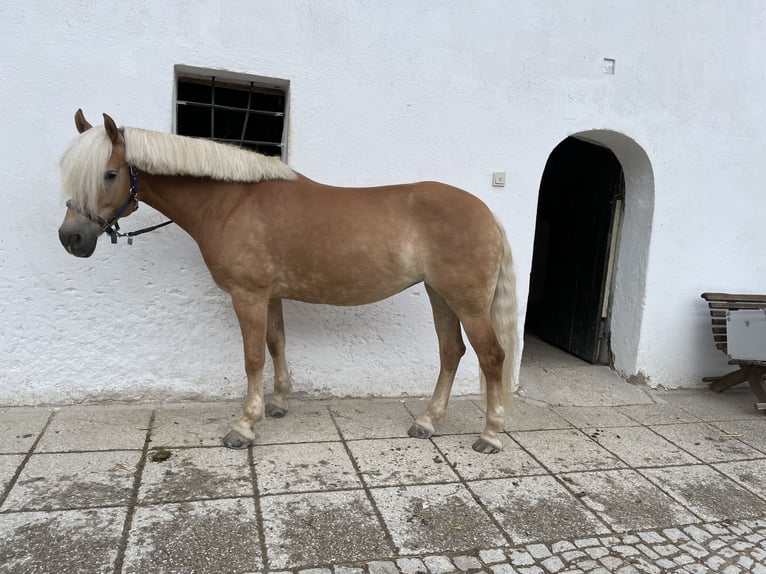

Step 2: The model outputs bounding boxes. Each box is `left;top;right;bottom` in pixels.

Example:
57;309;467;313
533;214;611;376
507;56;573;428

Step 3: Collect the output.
59;229;84;253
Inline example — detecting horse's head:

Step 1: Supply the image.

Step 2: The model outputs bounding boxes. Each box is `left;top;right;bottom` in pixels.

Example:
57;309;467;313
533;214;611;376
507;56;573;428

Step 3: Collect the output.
58;110;138;257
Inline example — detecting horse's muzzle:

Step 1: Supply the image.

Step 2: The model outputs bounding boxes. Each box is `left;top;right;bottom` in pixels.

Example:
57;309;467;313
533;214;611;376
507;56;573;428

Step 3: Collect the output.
58;221;99;258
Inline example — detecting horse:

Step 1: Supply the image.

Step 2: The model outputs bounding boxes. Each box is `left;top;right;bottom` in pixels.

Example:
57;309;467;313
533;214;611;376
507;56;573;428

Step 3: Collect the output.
57;110;518;454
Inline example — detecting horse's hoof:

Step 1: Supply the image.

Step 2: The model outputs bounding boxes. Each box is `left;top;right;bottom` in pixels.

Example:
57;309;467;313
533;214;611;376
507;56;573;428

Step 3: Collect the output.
222;430;252;450
407;423;432;440
265;403;287;418
472;436;502;454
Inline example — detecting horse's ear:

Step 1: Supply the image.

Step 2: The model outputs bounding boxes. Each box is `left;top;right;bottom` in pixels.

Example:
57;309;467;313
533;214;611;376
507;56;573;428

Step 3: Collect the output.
102;113;123;145
74;109;92;133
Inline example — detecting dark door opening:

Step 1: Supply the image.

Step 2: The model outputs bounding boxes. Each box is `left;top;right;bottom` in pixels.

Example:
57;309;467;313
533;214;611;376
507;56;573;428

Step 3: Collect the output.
525;137;624;364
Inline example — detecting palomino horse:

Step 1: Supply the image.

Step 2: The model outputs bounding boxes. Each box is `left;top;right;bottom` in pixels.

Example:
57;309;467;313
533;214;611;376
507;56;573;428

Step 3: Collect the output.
58;110;518;453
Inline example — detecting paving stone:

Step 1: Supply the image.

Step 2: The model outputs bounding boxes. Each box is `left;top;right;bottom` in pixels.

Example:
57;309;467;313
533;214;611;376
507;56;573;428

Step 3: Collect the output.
0;507;125;573
396;557;428;574
0;455;23;499
507;549;535;566
616;404;701;426
372;483;505;554
139;446;251;503
714;458;766;498
658;388;763;421
638;531;665;544
560;469;697;532
682;524;712;544
301;569;331;574
479;549;507;564
589;426;699;467
510;429;624;473
662;527;689;542
36;405;151;452
0;407;51;453
432;434;545;481
348;437;459;487
2;450;140;511
712;419;766;453
330;400;414;439
489;564;516;574
261;489;390;568
369;560;400;574
526;543;551;559
151;402;238;448
584;546;609;560
123;498;261;573
504;400;572;432
255;400;341;444
635;544;659;560
552;406;637;428
453;555;482;571
470;476;608;544
651;422;764;462
424;555;456;573
560;549;586;562
641;464;766;521
574;538;600;548
254;442;361;494
540;555;564;572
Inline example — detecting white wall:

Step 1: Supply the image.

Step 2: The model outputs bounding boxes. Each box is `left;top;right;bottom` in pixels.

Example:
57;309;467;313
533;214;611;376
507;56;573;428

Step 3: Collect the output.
1;1;765;404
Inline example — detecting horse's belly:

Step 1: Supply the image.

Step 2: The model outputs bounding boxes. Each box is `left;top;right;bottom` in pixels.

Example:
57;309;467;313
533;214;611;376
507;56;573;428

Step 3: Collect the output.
274;266;421;306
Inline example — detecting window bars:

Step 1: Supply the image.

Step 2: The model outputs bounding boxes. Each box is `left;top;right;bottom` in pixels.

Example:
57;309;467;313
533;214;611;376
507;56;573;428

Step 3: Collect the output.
176;75;286;157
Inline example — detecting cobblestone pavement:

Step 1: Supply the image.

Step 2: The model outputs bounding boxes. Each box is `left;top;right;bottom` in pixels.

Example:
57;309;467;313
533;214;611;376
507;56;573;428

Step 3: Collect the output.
3;353;766;572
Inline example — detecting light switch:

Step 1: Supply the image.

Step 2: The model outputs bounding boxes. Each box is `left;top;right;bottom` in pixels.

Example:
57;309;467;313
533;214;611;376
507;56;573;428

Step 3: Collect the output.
492;171;506;187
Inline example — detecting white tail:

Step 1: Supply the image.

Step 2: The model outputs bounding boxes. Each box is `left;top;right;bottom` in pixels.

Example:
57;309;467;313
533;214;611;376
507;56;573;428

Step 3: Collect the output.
481;215;519;407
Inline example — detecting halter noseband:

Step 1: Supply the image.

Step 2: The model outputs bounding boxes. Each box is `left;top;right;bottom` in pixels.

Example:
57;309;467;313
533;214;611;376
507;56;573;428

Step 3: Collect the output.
65;165;159;244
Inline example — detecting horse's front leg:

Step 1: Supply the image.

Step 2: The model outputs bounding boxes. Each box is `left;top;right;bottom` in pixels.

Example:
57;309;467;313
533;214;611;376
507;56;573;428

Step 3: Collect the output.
265;298;293;418
223;288;270;449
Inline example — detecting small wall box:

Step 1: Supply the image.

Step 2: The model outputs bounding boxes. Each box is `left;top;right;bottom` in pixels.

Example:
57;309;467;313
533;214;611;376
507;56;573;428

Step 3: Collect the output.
727;309;766;361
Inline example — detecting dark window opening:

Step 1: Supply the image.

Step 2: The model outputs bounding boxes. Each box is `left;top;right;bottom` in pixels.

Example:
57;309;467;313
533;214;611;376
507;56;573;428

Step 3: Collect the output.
176;75;286;157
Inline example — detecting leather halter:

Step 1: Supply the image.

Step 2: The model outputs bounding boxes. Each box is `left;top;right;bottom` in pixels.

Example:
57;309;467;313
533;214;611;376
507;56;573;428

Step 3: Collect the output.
65;166;172;244
66;165;140;243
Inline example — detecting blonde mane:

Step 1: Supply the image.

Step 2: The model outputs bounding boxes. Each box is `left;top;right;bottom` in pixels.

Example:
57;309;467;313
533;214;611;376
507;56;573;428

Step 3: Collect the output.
60;125;296;211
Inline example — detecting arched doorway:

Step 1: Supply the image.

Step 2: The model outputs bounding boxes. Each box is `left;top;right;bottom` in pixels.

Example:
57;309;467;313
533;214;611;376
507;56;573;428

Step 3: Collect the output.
526;137;623;363
525;131;654;375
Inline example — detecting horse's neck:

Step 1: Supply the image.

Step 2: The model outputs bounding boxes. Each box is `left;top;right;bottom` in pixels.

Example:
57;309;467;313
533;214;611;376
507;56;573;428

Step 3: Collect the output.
137;174;219;240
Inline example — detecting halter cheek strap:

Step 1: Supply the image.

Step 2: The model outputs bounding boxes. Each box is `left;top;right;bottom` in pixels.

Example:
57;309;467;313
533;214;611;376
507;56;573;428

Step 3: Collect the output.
103;165;141;243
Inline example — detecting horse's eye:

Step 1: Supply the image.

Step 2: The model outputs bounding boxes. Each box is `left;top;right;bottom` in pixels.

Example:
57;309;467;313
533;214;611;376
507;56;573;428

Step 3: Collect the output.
104;170;118;182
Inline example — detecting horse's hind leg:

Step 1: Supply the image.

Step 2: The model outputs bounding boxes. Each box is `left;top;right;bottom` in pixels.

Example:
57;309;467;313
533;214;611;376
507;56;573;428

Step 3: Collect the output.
265;299;293;418
460;314;506;454
408;285;466;439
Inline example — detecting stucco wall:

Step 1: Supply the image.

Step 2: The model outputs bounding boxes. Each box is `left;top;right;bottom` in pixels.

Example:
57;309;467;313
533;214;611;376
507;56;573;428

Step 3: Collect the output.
1;1;765;404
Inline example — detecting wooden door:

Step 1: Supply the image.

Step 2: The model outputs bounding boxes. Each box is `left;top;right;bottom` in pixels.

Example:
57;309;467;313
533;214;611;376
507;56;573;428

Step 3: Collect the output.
525;137;623;363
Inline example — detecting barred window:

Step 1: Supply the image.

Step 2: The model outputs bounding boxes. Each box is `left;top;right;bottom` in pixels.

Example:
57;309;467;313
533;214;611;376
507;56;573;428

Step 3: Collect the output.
175;70;288;158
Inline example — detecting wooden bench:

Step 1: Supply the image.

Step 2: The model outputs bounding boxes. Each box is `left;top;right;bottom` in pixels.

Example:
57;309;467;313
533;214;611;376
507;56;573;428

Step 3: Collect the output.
701;292;766;412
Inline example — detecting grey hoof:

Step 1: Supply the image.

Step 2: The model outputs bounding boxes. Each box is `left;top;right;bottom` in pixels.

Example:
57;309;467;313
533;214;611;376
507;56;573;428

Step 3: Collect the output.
472;437;501;454
407;423;432;440
223;430;252;450
265;403;287;419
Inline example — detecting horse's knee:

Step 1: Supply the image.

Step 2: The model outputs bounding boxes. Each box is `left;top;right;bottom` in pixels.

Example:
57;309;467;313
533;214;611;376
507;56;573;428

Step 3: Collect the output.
441;342;466;369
